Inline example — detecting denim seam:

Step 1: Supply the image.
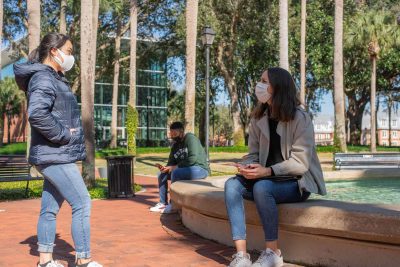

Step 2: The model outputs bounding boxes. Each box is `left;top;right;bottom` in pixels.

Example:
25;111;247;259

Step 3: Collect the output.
59;164;90;258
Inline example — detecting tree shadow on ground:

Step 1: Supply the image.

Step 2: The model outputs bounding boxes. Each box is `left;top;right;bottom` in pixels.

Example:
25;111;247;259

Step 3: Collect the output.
20;234;76;266
159;213;235;265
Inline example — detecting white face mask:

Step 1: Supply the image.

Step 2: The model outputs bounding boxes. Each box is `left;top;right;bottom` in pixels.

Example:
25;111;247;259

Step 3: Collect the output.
255;82;272;104
53;49;75;72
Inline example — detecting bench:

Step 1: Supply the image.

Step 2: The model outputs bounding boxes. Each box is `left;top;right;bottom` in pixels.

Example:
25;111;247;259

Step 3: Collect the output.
334;152;400;170
0;155;43;197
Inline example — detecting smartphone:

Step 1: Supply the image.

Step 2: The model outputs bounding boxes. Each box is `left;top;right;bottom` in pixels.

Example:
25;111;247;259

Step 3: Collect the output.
155;163;163;169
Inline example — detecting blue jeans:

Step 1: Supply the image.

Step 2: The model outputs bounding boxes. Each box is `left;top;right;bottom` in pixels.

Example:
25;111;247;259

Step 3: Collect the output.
35;163;92;259
158;166;208;204
224;175;310;241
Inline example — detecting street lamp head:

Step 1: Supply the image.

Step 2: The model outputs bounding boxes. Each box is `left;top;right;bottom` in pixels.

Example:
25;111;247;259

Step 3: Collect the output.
201;26;216;46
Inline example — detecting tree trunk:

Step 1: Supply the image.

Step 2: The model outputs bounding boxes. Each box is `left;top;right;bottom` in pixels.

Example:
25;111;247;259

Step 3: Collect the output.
111;21;121;149
388;96;392;146
215;44;242;139
199;107;206;146
0;0;3;80
370;57;377;152
7;114;11;144
60;0;67;34
300;0;306;105
184;0;198;133
80;0;98;187
0;115;4;147
347;96;367;145
333;0;347;152
27;0;41;159
129;0;138;108
279;0;289;71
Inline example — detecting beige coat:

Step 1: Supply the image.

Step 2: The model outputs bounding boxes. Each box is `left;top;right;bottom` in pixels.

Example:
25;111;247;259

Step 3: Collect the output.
242;108;327;195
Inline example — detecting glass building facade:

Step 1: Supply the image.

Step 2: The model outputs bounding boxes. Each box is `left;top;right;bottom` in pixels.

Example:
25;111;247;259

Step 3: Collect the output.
93;54;168;147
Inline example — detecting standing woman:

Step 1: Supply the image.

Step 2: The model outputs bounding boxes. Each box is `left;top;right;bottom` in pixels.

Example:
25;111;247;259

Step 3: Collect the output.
225;67;326;267
14;33;102;267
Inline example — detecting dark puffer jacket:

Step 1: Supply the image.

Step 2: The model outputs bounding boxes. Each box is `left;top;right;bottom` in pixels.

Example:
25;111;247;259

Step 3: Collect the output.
14;62;86;165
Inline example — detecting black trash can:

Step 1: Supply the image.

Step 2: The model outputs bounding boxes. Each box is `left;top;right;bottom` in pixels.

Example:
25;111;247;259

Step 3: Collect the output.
105;155;135;198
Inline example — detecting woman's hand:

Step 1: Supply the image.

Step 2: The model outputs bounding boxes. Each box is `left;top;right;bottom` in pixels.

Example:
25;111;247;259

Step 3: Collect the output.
160;165;177;173
239;163;272;179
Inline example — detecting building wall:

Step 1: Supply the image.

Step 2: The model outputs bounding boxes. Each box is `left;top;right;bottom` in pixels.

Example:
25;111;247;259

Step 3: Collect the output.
2;108;28;144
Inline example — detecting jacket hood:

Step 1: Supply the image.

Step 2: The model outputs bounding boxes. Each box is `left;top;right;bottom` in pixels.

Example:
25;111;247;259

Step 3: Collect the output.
13;62;56;92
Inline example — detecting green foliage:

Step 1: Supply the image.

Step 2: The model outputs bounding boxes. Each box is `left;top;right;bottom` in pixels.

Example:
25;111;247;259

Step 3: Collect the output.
232;130;245;147
0;178;142;201
126;105;139;155
0;78;25;145
0;142;27;155
0;78;25;115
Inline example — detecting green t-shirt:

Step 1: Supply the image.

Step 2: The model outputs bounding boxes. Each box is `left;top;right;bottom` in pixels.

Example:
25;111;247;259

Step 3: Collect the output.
167;133;209;171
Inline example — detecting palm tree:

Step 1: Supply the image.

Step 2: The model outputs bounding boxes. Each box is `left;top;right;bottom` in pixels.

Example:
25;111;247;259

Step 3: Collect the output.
26;0;41;158
60;0;67;34
0;78;25;146
299;0;306;104
279;0;289;71
129;0;137;108
184;0;199;133
80;0;99;187
0;0;3;81
127;0;139;155
27;0;41;53
110;19;121;148
347;11;399;152
333;0;347;152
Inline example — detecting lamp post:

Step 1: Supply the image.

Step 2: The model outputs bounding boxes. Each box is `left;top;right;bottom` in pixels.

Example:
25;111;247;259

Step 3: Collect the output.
201;26;215;163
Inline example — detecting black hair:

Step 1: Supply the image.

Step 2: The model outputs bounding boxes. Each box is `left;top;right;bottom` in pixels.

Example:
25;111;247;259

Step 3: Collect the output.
28;32;72;63
170;121;185;130
251;67;300;122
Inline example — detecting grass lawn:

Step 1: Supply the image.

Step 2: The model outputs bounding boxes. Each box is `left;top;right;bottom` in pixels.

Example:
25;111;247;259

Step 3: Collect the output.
0;179;142;201
1;143;398;157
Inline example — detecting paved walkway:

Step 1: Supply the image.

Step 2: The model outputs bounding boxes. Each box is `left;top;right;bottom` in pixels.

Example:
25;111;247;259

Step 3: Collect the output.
0;175;301;267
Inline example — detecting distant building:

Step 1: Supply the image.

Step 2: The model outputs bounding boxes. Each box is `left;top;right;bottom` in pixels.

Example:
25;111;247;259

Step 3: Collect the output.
361;110;400;146
313;115;334;146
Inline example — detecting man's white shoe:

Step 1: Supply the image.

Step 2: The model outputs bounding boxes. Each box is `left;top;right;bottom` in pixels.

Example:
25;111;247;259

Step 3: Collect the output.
84;261;103;267
228;251;252;267
251;249;283;267
160;203;177;214
37;260;64;267
149;203;166;212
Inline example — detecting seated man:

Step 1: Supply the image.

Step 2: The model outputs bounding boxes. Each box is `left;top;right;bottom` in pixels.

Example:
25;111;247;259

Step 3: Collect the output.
150;121;209;213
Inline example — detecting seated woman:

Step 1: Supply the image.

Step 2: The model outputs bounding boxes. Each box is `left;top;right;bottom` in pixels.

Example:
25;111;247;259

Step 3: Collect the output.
225;67;326;267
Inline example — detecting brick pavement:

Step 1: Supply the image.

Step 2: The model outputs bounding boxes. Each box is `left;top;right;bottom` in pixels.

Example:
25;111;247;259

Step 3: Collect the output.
0;175;301;267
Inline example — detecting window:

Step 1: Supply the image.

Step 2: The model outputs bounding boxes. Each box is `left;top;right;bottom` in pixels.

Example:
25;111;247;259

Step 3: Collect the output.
393;131;398;137
392;120;398;127
382;141;388;146
380;119;387;127
382;131;387;137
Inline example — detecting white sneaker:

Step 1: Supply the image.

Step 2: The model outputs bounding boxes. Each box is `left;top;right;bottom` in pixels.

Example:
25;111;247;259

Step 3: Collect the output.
38;260;64;267
251;249;283;267
75;261;103;267
150;203;167;212
86;262;103;267
228;251;252;267
160;203;177;214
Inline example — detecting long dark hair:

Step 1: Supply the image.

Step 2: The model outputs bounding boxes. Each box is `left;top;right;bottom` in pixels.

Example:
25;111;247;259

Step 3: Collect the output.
28;33;72;63
251;67;301;122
